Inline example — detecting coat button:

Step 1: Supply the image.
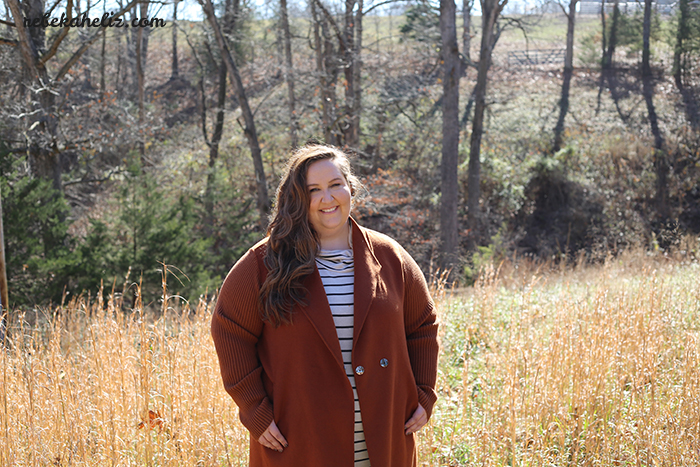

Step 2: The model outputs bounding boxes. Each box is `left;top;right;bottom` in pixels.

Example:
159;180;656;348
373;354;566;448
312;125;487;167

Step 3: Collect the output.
355;366;365;375
380;358;388;368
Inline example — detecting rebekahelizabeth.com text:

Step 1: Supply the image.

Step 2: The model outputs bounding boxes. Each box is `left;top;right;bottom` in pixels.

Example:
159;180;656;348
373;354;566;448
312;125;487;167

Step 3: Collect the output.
24;12;167;29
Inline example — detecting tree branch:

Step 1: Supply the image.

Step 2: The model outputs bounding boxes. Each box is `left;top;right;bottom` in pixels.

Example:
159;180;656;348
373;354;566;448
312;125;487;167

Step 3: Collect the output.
5;0;44;80
39;0;73;66
312;0;347;51
363;0;406;16
54;0;140;82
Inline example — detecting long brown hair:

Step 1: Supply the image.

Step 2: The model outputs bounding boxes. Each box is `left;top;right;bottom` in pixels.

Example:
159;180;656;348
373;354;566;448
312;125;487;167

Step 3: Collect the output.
259;144;360;326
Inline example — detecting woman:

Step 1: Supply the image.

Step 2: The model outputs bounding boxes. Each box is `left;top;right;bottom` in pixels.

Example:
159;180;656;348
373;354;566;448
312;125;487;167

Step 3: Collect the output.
211;144;439;467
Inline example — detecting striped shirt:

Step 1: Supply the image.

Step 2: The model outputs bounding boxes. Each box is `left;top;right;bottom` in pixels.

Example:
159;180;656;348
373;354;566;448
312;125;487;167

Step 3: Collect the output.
316;248;371;467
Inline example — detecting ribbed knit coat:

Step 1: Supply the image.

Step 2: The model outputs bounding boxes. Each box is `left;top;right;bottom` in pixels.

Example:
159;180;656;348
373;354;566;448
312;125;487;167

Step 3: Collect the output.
211;219;439;467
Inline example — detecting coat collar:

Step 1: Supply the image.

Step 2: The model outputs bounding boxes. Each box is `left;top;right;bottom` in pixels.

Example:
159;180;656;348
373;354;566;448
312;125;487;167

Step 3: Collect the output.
298;218;381;369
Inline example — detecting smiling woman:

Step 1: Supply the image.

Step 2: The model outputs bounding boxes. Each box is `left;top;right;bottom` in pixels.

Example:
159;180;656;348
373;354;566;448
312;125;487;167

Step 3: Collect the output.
211;144;439;467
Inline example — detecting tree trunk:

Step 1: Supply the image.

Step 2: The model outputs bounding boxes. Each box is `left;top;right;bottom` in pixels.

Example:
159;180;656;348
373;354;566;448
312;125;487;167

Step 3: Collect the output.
672;0;689;89
7;0;61;191
172;0;180;79
604;0;620;69
553;0;578;152
280;0;298;148
136;1;147;159
440;0;460;271
467;0;505;249
462;0;472;63
352;0;363;148
311;1;339;145
343;0;357;147
204;63;228;235
100;20;107;99
204;0;238;234
311;2;329;142
200;0;270;223
641;0;667;219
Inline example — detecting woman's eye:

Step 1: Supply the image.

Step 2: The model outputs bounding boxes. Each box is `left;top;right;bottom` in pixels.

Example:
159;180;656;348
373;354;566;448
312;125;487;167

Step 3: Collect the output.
331;183;341;188
309;188;319;193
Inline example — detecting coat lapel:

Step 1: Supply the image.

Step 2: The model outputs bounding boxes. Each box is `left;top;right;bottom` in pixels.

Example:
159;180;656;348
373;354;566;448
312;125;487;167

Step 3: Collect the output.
299;267;345;369
351;218;380;343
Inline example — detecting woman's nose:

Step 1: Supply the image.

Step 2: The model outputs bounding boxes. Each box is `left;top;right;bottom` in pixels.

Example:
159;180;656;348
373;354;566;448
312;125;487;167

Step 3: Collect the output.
321;189;332;202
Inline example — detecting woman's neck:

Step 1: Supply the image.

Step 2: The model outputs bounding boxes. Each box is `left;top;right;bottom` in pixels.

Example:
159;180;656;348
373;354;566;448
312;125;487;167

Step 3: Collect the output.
318;221;351;250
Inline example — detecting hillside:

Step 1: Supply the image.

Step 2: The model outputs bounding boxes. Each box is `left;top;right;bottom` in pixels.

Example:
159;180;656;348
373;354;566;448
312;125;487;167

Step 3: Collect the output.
1;7;698;307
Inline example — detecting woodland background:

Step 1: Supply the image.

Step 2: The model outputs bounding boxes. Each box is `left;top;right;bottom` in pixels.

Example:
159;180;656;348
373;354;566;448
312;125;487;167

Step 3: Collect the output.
0;0;699;310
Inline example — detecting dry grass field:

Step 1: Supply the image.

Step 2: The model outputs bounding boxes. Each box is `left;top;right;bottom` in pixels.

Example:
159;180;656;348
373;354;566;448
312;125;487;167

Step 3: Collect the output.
2;248;700;466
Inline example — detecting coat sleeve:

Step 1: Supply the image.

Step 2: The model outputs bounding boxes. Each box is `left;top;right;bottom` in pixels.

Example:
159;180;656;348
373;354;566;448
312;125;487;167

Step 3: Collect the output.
211;247;273;441
400;247;440;419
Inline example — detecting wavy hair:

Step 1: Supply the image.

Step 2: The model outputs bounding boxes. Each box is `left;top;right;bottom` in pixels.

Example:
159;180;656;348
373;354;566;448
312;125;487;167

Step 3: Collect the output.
259;144;361;326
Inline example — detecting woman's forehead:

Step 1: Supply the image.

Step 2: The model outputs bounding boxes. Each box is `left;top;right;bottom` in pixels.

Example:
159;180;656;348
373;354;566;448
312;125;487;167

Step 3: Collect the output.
306;158;345;183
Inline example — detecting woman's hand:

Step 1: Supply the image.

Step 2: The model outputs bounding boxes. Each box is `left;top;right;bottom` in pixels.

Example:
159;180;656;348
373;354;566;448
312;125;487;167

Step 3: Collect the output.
258;420;288;452
404;403;428;435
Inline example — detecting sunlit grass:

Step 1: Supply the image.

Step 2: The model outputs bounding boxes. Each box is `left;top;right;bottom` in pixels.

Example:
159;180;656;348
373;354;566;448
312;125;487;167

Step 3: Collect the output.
2;251;699;465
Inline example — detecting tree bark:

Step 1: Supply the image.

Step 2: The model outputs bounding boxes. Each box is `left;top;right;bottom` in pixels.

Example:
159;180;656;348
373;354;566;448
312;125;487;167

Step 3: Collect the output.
311;1;339;145
136;0;148;158
467;0;505;249
604;0;619;69
440;0;460;271
203;63;228;236
100;18;107;99
352;0;363;148
280;0;298;148
7;0;60;190
462;0;472;63
172;0;180;79
204;0;239;234
343;0;358;147
553;0;578;152
672;0;689;89
200;0;270;223
641;0;667;219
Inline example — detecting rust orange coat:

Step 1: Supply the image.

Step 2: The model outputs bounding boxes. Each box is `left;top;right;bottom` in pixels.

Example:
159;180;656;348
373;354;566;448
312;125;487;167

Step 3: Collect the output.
211;219;439;466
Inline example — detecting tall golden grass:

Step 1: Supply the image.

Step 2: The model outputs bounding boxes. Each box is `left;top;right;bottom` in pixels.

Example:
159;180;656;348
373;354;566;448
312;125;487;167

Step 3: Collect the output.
2;253;699;466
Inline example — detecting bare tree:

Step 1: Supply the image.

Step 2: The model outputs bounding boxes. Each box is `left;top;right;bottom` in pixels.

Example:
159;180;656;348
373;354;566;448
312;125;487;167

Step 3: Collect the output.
200;0;271;222
280;0;299;148
466;0;507;248
596;0;621;115
100;0;107;99
552;0;579;152
440;0;461;270
136;0;150;158
172;0;181;79
311;0;367;148
311;0;340;145
462;0;473;63
641;0;667;219
672;0;700;128
200;0;240;234
5;0;138;190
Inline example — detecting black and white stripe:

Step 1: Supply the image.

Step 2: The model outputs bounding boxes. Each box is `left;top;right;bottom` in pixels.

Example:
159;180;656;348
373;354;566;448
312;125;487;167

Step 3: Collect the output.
316;249;371;467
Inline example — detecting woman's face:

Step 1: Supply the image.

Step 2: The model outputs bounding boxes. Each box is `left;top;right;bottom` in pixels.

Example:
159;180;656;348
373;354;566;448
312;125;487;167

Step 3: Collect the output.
306;158;352;244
